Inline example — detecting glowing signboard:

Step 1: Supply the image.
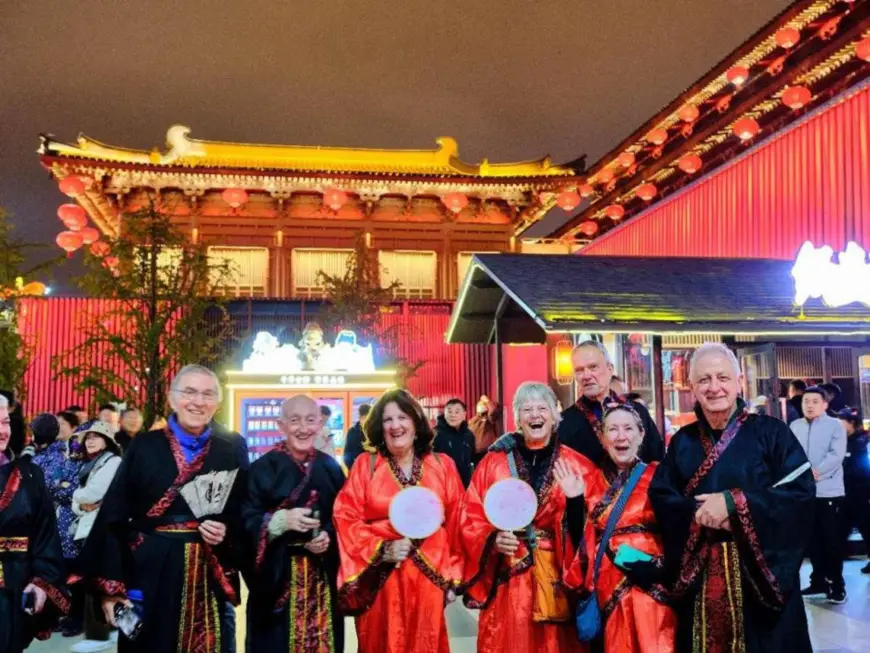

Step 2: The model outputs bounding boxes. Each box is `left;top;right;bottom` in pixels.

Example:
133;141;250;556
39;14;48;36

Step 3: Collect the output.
242;324;376;374
791;241;870;308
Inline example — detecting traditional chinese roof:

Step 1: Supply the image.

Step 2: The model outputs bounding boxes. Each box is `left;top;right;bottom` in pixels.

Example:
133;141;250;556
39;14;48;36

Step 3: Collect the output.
38;125;573;179
446;253;870;343
545;0;870;240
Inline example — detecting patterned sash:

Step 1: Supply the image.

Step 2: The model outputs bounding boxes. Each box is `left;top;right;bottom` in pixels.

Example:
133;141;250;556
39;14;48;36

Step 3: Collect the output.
684;409;749;496
0;466;22;512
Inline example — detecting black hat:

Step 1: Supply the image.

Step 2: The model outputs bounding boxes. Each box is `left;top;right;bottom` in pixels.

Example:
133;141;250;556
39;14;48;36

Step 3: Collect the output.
837;407;863;427
30;413;60;447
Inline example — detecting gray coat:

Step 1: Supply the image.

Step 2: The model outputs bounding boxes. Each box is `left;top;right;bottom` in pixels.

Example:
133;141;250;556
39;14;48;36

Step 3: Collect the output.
790;414;846;498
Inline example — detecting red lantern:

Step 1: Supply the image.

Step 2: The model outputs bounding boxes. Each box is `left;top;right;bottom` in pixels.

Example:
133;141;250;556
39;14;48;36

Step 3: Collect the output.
323;188;348;211
646;128;668;146
89;241;111;258
856;37;870;62
222;188;248;208
58;176;86;197
678;104;700;123
556;190;581;212
604;204;625;221
636;183;657;201
597;168;615;184
678;154;703;174
578;221;599;237
726;65;749;86
102;256;120;273
775;26;800;49
79;226;100;245
578;183;595;198
57;203;86;225
56;231;84;258
733;117;760;141
617;152;635;168
782;85;812;110
442;192;468;214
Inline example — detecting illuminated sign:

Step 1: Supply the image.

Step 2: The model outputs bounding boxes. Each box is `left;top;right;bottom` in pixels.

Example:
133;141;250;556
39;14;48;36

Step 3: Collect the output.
242;325;376;374
791;241;870;308
279;375;347;386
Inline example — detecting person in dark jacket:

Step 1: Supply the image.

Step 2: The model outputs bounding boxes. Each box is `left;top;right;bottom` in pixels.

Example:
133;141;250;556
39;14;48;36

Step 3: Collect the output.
0;389;27;456
557;341;664;467
342;403;371;471
433;398;476;487
821;382;846;415
838;407;870;574
115;407;144;454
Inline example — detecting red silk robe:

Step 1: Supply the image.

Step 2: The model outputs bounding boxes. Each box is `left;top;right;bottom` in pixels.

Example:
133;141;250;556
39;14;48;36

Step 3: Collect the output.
334;452;464;653
460;439;595;653
567;462;676;653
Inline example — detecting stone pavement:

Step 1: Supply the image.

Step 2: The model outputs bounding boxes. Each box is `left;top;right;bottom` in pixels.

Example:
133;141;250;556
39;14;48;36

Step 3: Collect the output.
28;560;870;652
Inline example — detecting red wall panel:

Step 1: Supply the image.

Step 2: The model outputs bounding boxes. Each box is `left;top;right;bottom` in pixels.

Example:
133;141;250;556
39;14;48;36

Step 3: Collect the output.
581;84;870;259
500;344;549;432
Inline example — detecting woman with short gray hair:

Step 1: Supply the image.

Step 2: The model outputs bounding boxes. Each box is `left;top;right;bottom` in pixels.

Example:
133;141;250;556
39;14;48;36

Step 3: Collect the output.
459;381;596;652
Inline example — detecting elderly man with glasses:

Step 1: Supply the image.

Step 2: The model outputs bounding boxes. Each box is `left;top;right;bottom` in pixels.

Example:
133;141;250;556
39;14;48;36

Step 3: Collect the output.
78;365;247;653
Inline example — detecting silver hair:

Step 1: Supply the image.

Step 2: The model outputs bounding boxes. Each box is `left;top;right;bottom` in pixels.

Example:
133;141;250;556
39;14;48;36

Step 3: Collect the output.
689;343;741;382
170;364;223;402
512;381;562;429
572;339;613;366
0;394;8;409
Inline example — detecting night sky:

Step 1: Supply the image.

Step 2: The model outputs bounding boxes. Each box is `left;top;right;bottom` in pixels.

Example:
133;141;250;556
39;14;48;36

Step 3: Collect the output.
1;0;793;285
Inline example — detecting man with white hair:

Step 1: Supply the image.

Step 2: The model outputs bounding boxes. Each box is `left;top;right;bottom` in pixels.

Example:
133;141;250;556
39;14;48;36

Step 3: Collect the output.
558;340;664;466
79;364;247;653
649;343;814;652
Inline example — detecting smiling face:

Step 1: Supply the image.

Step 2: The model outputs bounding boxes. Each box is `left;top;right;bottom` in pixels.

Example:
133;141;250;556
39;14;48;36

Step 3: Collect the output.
0;406;10;454
518;397;555;447
602;409;643;468
691;353;742;418
278;396;320;459
444;402;467;428
84;433;107;457
382;401;415;458
572;345;615;401
169;371;221;434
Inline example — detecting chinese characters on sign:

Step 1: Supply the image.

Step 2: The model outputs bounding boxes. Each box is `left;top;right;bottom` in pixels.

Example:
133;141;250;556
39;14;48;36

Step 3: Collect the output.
791;241;870;308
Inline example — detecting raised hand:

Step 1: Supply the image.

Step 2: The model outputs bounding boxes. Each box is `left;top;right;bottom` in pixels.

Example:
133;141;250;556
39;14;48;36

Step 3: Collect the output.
553;459;585;498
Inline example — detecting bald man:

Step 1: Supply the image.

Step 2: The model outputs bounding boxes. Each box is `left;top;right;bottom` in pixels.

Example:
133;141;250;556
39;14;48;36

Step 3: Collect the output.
241;395;346;652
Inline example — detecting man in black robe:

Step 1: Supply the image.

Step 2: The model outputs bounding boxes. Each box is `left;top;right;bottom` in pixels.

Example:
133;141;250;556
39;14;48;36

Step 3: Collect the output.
242;394;345;653
558;340;664;466
649;343;815;652
79;364;247;653
0;393;69;653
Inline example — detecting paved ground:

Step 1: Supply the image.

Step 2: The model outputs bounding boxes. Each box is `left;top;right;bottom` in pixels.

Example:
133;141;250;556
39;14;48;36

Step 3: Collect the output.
28;560;870;652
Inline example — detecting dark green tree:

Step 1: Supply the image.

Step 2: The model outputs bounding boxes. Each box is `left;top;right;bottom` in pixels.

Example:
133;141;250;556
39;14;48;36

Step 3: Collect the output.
53;200;235;423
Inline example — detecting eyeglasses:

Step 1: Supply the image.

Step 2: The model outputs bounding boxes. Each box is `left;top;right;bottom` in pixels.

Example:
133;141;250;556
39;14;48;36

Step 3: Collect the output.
173;389;220;403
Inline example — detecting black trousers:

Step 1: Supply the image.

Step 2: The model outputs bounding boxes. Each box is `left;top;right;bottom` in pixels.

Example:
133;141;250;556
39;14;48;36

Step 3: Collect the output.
842;488;870;556
809;497;845;592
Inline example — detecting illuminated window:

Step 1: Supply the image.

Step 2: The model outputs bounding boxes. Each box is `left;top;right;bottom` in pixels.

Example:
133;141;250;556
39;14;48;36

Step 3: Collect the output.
379;250;437;299
292;248;353;298
208;247;269;297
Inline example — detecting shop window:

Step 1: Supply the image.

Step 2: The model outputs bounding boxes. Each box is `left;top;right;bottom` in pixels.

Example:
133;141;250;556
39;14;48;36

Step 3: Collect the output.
379;250;437;300
208;247;269;297
292;248;353;298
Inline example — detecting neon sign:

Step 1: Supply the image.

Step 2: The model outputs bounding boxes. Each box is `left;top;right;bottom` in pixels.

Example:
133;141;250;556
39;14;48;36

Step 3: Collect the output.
791;241;870;307
242;325;376;374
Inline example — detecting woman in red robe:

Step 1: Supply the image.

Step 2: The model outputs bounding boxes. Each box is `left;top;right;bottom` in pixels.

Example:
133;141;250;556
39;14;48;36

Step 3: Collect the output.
460;381;595;653
566;402;676;653
334;389;464;653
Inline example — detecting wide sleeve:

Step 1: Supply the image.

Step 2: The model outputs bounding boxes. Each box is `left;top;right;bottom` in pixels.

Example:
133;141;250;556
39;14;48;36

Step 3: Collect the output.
437;454;466;584
25;464;70;633
726;422;815;611
816;421;847;479
458;454;501;606
333;455;398;614
45;457;78;508
648;433;701;584
77;443;139;597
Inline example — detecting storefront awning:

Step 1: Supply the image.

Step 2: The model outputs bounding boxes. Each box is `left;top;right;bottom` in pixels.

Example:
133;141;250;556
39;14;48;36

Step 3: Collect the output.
446;254;870;344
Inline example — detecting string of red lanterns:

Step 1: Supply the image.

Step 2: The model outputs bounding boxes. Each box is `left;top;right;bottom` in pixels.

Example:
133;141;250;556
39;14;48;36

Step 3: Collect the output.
635;183;657;202
442;192;469;214
222;188;249;208
856;37;870;62
89;241;111;258
604;204;625;221
782;85;812;110
578;221;598;237
726;65;750;86
733;116;760;141
556;190;581;212
58;176;87;197
56;231;84;258
645;128;668;146
323;188;349;212
678;154;703;174
775;26;801;49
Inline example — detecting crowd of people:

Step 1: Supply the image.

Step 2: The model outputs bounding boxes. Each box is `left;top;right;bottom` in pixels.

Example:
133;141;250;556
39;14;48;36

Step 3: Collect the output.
0;340;867;653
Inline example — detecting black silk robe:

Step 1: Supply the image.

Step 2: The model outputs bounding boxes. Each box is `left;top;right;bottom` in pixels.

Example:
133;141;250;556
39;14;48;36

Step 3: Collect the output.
0;458;69;653
78;428;247;653
241;446;345;653
649;408;815;653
